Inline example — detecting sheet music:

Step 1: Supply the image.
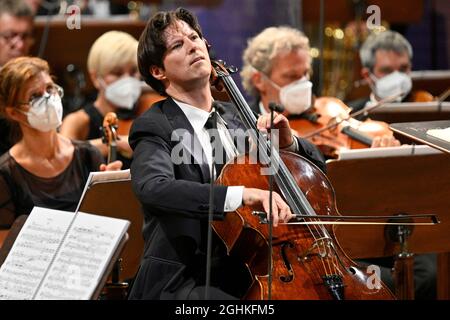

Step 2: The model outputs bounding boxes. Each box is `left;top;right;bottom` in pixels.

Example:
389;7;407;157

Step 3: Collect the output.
35;212;129;300
426;127;450;143
372;101;450;113
0;208;73;299
410;70;450;80
337;145;441;160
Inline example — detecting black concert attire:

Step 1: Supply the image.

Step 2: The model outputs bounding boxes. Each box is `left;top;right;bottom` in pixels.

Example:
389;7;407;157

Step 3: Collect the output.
128;98;326;299
0;140;103;228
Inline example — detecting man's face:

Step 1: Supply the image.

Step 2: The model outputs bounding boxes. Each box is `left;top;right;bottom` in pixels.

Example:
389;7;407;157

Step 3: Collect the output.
255;49;311;109
363;49;411;86
155;20;211;93
0;14;34;66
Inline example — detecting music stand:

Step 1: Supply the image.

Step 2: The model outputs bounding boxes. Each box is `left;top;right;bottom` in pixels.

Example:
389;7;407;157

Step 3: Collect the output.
0;214;129;300
390;120;450;155
77;173;144;286
327;151;450;299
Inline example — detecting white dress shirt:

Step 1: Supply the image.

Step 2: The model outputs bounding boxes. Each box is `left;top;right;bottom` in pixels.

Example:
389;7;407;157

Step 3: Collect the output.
174;99;244;212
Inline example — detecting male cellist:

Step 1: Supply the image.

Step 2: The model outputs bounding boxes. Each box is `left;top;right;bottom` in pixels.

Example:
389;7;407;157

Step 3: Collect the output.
127;8;326;300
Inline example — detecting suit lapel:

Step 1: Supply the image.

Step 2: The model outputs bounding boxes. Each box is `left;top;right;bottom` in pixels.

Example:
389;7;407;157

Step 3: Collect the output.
220;103;252;155
163;98;211;182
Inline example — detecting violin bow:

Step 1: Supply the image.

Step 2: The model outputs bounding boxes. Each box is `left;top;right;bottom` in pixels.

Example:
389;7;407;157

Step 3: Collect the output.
302;91;405;139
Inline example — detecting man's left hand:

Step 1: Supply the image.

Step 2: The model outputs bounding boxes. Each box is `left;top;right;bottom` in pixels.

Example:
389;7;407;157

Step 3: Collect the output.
257;112;294;149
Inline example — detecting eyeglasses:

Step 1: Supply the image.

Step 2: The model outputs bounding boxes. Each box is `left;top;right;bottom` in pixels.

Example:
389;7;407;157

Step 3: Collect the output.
18;84;64;107
0;31;34;45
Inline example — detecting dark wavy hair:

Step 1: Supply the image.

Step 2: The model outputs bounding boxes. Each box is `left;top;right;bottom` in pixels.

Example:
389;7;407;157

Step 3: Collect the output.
137;7;204;96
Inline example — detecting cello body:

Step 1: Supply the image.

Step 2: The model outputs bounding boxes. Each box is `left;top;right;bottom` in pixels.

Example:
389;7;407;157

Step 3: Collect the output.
212;152;395;300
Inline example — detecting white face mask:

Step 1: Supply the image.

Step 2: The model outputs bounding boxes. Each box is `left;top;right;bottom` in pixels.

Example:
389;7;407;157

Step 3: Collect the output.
21;93;63;132
370;71;412;101
268;76;313;115
101;76;142;110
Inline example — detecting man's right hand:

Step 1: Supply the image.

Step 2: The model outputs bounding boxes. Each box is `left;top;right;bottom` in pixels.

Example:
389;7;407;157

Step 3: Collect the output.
370;135;401;148
242;188;294;227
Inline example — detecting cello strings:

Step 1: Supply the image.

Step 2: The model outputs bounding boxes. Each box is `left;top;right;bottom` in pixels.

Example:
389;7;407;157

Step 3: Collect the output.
222;72;332;254
221;72;336;278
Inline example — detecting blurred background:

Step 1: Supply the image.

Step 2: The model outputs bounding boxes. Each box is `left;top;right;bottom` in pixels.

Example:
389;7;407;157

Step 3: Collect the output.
29;0;450;111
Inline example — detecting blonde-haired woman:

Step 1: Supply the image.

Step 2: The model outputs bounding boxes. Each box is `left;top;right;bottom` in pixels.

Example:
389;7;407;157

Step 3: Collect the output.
0;56;121;228
60;31;141;165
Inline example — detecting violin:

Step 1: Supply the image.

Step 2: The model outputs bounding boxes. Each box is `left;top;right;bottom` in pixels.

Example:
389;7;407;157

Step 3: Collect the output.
211;60;395;300
408;90;435;103
102;112;119;164
116;90;165;136
99;112;129;299
289;97;394;158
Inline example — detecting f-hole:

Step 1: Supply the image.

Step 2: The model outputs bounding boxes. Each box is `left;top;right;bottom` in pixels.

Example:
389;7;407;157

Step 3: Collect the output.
279;241;294;282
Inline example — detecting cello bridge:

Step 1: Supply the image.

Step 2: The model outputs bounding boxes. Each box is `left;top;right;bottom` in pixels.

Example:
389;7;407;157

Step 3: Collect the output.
298;237;334;261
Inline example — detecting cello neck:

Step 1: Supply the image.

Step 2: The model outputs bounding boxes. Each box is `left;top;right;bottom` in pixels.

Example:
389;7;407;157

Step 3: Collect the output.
214;61;320;219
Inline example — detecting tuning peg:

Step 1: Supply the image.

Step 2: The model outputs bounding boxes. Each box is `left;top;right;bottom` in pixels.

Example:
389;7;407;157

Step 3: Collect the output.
227;65;238;74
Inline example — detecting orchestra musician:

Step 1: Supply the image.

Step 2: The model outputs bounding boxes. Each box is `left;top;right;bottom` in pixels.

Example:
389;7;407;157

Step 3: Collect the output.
0;57;122;230
60;30;138;167
240;26;400;150
347;30;417;113
0;0;35;156
127;7;327;299
241;26;436;299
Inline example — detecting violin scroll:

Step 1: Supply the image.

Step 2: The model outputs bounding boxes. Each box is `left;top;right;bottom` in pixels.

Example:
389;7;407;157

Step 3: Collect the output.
102;112;119;164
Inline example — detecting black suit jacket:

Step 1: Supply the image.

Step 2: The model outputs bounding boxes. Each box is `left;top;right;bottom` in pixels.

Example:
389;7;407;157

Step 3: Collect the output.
128;98;326;299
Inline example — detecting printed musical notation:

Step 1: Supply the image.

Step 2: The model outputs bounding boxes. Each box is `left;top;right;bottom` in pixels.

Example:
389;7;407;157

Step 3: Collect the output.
0;207;129;300
0;209;72;300
35;211;129;300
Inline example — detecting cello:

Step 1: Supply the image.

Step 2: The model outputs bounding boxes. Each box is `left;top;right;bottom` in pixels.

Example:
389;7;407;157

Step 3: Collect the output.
210;60;395;300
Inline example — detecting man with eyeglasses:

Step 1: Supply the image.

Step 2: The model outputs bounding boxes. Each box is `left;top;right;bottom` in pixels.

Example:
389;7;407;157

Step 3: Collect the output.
0;0;35;156
0;0;34;67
